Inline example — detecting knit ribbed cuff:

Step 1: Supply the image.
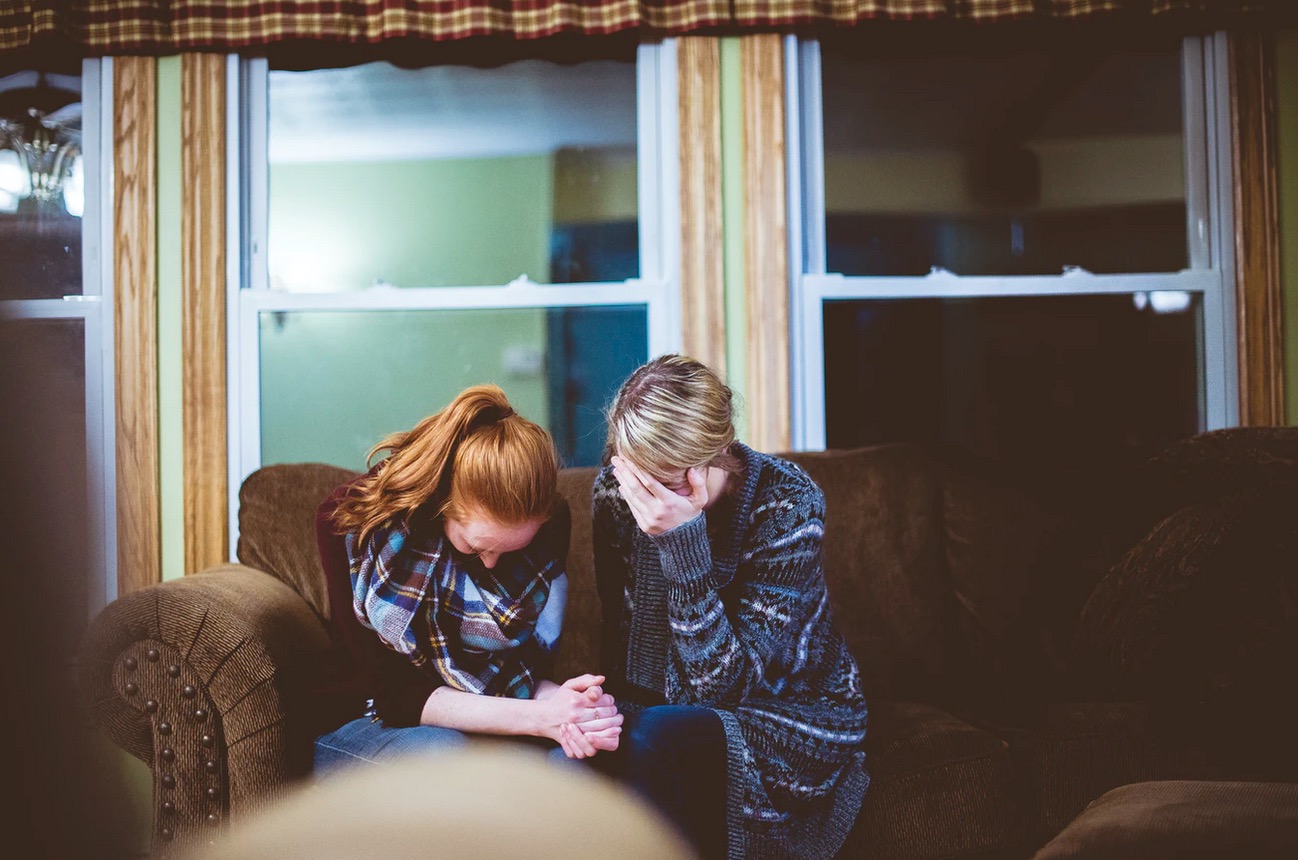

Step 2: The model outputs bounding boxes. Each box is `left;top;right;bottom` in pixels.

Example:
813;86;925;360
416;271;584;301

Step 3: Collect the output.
649;513;713;601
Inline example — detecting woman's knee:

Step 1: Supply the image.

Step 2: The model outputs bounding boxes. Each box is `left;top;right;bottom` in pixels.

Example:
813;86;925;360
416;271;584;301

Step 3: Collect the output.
626;706;724;760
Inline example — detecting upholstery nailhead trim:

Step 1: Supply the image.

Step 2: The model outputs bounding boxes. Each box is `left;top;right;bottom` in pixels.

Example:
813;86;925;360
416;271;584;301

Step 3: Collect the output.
117;639;227;856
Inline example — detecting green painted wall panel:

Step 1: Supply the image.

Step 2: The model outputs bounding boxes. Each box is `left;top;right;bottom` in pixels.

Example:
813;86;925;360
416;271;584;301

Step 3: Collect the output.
156;57;184;581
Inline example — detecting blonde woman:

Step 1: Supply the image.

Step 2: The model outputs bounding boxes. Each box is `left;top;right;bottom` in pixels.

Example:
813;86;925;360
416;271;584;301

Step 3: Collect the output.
313;385;621;772
587;355;869;859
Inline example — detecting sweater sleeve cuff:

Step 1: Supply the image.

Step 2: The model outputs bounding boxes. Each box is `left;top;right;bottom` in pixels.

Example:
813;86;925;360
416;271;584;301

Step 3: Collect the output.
375;680;439;728
648;513;713;600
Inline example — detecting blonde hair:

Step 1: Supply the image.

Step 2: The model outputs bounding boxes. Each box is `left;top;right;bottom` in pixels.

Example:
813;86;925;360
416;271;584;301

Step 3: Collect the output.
330;385;558;545
605;354;741;480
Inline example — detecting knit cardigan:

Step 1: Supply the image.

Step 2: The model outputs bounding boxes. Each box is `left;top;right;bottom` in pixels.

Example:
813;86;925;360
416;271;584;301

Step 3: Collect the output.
592;444;870;859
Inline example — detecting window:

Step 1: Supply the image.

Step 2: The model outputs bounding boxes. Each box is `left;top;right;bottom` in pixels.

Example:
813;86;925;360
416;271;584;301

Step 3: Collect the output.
0;62;115;626
230;45;680;529
790;33;1236;473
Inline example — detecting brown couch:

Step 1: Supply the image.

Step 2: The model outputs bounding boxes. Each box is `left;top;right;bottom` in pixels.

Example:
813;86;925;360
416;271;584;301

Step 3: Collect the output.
79;429;1298;858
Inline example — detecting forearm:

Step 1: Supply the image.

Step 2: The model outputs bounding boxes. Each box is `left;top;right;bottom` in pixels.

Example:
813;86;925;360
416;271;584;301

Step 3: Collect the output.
654;516;758;706
419;686;543;737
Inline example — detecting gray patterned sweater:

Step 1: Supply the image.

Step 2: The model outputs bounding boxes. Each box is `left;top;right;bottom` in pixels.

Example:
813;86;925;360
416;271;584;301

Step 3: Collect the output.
592;444;870;859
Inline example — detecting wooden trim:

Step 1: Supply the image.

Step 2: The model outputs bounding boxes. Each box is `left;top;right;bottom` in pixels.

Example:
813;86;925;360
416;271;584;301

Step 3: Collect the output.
1229;32;1286;426
740;34;790;453
678;36;727;375
114;57;161;595
181;53;229;573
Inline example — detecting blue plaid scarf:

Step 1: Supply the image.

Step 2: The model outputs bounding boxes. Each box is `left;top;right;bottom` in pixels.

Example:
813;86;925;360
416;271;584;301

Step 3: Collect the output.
346;518;566;699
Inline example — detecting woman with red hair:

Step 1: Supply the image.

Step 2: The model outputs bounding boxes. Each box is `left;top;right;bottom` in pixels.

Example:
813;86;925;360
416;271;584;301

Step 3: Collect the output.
313;385;620;772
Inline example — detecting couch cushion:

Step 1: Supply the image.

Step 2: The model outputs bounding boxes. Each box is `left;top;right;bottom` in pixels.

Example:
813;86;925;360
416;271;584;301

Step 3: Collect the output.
785;446;948;701
554;466;600;682
1119;426;1298;549
238;462;359;620
1033;780;1298;860
843;700;1025;859
1008;702;1160;845
1072;483;1298;778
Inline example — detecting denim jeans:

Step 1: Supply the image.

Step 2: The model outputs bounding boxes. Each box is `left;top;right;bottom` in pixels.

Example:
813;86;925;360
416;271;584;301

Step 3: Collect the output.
314;717;571;779
313;717;470;778
589;705;727;860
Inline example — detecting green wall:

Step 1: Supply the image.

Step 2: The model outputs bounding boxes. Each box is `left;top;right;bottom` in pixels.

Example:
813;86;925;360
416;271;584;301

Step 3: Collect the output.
258;308;549;470
268;154;553;291
260;154;558;469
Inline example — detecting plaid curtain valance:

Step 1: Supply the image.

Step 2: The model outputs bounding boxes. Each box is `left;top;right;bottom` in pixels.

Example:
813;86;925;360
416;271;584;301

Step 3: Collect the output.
1;0;1291;55
735;1;1291;29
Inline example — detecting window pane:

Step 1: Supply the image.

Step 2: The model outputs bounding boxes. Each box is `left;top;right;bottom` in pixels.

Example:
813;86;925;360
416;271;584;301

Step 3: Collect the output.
0;70;84;299
819;38;1186;276
259;306;648;469
0;318;88;640
267;58;638;292
823;294;1202;471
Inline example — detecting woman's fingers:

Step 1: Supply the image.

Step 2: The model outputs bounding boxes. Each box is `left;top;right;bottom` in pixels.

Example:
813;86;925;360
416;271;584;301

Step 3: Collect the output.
617;457;674;503
578;705;619;721
585;727;621;752
566;723;598;758
561;673;605;692
572;715;623;733
558;725;580;759
611;457;653;502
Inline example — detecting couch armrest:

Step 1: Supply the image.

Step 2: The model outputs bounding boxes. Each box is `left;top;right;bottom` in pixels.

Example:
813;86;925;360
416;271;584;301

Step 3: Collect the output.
78;564;331;855
1005;702;1159;847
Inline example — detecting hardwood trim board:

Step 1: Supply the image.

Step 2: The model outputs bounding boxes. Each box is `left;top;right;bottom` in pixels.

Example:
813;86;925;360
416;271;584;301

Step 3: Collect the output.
740;34;791;453
1230;32;1286;426
678;36;727;376
181;53;229;573
113;56;161;595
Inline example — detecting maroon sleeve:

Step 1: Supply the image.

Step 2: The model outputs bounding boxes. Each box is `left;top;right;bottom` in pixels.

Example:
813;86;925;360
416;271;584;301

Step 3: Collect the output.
314;477;442;729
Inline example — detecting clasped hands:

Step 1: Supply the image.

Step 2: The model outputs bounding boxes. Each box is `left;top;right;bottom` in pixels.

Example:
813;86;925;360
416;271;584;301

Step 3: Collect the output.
610;456;710;537
537;674;623;759
541;461;709;759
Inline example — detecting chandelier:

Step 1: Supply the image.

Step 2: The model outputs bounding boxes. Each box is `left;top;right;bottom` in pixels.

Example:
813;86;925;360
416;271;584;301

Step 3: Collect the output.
0;72;82;215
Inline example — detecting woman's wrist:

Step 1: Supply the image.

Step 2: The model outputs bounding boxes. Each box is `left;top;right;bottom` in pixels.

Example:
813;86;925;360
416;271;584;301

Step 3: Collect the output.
649;514;712;590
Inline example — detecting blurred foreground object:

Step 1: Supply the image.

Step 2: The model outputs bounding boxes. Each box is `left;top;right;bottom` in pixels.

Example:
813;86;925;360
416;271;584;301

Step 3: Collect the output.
184;743;697;860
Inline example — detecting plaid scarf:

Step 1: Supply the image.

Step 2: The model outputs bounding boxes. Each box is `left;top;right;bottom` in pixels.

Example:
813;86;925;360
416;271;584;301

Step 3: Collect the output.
346;517;566;699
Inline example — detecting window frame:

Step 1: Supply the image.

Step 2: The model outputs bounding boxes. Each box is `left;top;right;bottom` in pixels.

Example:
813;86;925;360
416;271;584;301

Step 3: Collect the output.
0;58;117;613
226;44;682;553
786;34;1239;451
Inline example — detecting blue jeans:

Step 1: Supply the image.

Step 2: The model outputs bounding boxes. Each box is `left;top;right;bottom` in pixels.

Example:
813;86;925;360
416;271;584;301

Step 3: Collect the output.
314;717;570;779
588;705;727;860
314;717;469;778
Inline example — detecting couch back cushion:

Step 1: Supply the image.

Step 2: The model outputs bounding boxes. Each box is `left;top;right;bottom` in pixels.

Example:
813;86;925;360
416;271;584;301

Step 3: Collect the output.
238;462;359;620
554;467;601;682
784;446;948;700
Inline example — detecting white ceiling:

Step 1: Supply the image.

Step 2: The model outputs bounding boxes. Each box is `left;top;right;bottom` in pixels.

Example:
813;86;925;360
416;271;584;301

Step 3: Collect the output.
269;59;638;163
